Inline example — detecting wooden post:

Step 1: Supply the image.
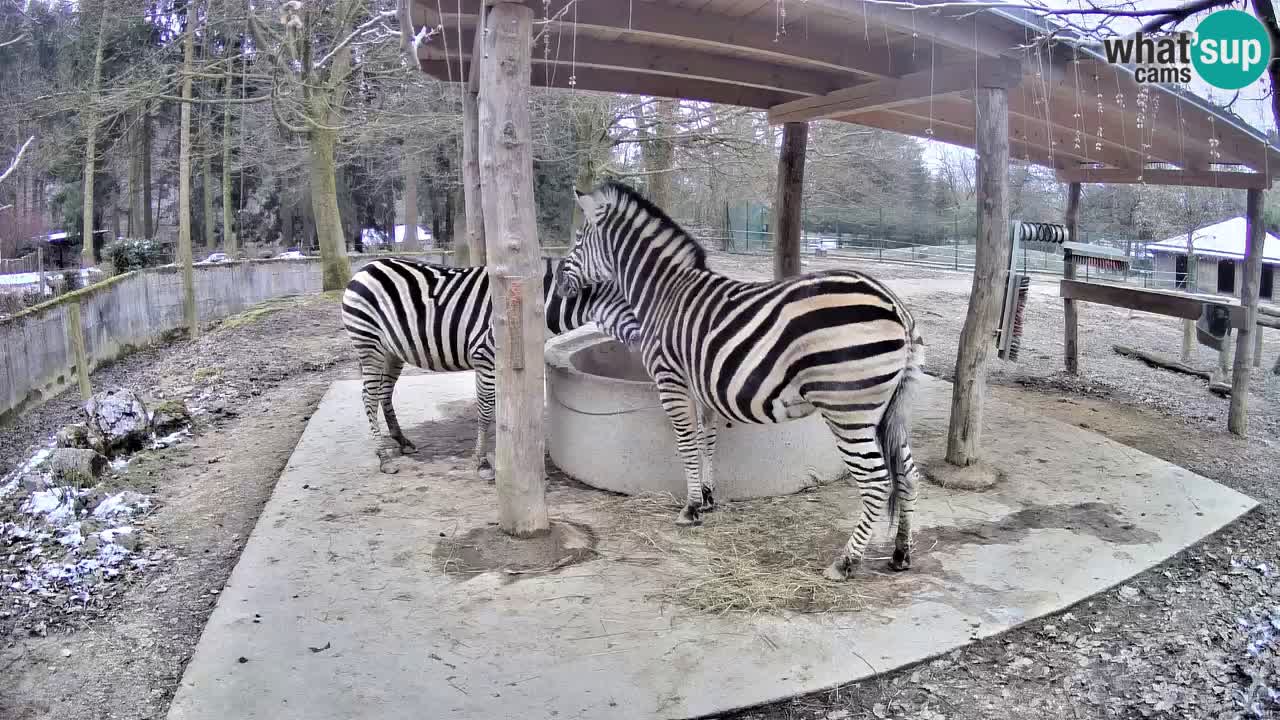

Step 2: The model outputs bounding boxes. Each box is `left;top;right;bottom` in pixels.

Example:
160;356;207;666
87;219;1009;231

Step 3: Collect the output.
1229;188;1265;434
1254;326;1264;368
37;246;46;298
479;1;549;537
945;86;1010;467
66;302;92;401
461;2;487;267
773;122;807;279
1062;182;1081;374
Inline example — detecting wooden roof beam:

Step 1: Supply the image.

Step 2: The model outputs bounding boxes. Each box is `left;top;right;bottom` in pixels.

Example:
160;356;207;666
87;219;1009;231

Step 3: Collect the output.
418;59;801;109
806;0;1018;57
845;107;1082;169
1056;167;1273;190
416;0;911;80
768;57;1021;125
1007;85;1207;170
423;31;847;98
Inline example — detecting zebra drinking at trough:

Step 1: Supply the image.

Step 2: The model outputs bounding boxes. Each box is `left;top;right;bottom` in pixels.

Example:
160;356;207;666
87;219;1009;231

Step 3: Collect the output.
342;256;639;475
555;181;925;581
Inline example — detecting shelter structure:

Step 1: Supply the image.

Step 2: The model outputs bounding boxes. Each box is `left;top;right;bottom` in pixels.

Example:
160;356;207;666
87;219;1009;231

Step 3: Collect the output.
1147;217;1280;300
409;0;1279;527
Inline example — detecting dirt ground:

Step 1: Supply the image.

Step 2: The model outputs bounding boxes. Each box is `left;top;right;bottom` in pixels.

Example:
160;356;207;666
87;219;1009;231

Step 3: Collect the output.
1;254;1278;720
0;294;353;720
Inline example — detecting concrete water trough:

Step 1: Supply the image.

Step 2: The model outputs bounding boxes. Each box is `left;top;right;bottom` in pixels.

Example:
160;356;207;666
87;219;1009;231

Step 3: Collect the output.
545;326;846;500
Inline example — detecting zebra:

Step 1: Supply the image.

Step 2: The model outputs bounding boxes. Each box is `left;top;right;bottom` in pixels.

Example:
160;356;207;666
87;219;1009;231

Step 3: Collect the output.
342;256;640;476
555;181;925;581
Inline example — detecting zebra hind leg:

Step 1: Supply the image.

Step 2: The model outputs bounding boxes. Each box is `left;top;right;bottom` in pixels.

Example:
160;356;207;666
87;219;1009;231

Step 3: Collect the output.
819;415;892;581
698;404;719;512
379;359;416;455
887;439;920;572
359;357;401;474
473;366;496;481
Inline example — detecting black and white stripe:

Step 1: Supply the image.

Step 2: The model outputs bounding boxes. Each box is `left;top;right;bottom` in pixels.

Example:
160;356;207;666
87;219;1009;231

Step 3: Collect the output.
342;256;639;475
556;182;925;581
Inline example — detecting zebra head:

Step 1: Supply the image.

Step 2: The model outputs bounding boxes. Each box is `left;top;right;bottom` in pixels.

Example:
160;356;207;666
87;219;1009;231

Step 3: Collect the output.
555;188;614;298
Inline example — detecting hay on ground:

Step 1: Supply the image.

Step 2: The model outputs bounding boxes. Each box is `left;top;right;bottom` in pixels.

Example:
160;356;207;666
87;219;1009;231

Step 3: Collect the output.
589;485;880;616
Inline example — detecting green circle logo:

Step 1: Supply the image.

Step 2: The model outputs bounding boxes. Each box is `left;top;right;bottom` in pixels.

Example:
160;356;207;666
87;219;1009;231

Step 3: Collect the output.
1192;9;1272;90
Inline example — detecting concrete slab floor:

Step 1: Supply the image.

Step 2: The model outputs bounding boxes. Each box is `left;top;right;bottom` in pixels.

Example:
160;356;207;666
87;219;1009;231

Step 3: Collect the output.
167;372;1257;720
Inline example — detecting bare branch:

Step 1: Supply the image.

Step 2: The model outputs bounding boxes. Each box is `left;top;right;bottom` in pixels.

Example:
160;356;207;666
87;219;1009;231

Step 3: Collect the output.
0;32;25;50
0;135;34;185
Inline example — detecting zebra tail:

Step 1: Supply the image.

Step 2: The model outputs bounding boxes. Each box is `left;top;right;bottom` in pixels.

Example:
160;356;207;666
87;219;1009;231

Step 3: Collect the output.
879;327;925;528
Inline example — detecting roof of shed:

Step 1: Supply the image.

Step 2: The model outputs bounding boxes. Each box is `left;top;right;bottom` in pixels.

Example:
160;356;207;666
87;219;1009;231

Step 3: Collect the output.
1148;217;1280;262
412;0;1280;186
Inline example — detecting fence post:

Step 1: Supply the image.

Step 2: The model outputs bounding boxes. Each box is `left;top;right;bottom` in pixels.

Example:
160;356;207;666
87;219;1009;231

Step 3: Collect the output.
66;301;92;401
37;246;47;297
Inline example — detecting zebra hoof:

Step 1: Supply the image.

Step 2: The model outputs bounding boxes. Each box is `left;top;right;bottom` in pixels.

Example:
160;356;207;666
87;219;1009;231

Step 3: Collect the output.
378;458;400;475
477;465;496;482
398;440;418;455
700;486;716;512
888;549;912;572
823;556;856;581
675;504;702;527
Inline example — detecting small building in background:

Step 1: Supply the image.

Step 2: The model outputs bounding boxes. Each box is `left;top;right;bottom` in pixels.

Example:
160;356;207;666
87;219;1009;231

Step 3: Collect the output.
1146;217;1278;301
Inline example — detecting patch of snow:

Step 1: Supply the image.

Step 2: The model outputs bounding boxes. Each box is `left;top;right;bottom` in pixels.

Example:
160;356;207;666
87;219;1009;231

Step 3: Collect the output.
57;522;84;548
98;526;133;544
109;457;130;472
1;445;55;498
22;488;82;525
92;491;150;520
150;428;190;449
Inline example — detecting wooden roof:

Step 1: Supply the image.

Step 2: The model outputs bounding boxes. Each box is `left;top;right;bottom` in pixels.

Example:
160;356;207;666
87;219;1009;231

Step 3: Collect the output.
412;0;1280;187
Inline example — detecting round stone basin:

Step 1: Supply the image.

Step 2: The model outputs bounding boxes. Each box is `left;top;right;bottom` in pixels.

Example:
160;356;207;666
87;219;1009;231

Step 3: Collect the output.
545;326;846;501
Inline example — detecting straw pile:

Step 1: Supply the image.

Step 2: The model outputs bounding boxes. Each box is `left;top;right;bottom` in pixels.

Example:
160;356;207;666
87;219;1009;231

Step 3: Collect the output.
591;484;881;616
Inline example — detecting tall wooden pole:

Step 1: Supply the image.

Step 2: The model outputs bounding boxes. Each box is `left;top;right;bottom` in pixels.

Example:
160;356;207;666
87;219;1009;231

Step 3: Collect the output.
773;122;807;279
177;4;199;339
1229;188;1265;435
945;86;1010;467
479;1;549;537
1062;182;1081;374
461;2;487;266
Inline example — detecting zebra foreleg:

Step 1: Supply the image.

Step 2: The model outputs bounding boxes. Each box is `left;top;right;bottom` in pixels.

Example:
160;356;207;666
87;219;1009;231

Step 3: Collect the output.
473;366;497;481
821;419;893;581
654;379;705;526
698;404;719;512
379;359;416;455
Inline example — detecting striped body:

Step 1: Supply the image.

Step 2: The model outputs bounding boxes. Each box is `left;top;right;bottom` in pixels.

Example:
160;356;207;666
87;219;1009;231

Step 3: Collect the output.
342;256;638;474
558;182;925;580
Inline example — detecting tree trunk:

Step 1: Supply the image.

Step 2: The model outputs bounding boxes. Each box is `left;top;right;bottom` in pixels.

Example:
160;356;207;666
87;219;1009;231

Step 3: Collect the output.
307;127;352;290
443;188;454;247
143;104;154;240
401;149;420;251
772;121;807;280
202;151;215;251
222;77;236;255
178;6;198;338
80;7;108;267
945;86;1010;468
1229;188;1265;435
1182;319;1195;362
644;99;678;207
462;4;486;266
479;1;548;537
127;114;141;238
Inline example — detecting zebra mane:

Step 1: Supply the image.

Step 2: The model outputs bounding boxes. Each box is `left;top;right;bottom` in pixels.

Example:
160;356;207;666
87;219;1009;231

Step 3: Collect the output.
601;180;709;271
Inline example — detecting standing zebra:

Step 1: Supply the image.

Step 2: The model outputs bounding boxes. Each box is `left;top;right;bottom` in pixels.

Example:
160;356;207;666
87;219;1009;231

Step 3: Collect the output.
556;182;925;581
342;256;639;475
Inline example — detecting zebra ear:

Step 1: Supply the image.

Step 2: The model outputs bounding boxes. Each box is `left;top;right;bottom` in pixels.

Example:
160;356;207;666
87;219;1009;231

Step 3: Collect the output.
575;190;599;219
